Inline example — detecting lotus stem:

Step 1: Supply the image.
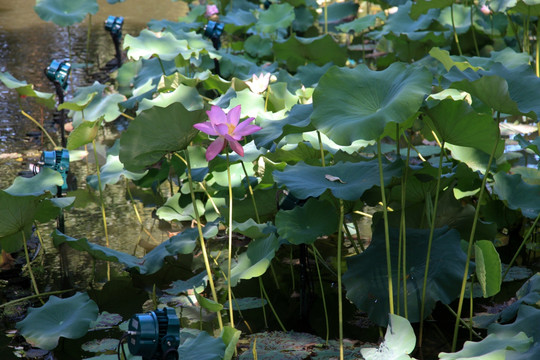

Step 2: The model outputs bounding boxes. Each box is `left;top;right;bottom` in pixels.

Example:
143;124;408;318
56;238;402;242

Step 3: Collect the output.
184;149;224;331
452;113;500;351
502;211;540;281
20;110;58;148
21;231;41;302
398;135;411;318
157;56;167;76
419;141;445;346
337;199;345;360
92;139;111;280
377;140;395;315
451;3;463;55
444;303;482;340
324;0;328;34
259;279;268;328
313;243;330;345
260;278;287;332
226;153;235;328
536;19;540;77
317;130;326;167
471;7;480;56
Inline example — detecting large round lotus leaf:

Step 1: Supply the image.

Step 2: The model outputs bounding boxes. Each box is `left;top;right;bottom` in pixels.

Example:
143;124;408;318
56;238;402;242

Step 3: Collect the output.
311;63;432;144
424;99;500;155
177;330;225;360
5;167;63;196
124;29;189;61
343;226;469;326
34;0;98;27
16;292;99;350
0;71;55;109
273;159;402;201
273;34;347;72
275;198;339;245
255;3;295;34
67;118;101;150
493;172;540;219
119;102;205;171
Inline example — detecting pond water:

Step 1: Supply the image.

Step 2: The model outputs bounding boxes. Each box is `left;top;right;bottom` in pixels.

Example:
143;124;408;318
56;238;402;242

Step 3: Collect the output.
0;0;188;285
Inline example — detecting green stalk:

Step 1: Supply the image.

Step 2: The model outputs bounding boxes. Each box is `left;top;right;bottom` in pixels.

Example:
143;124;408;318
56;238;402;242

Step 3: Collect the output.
126;179;157;244
469;280;474;340
398;135;411;318
451;3;463;55
92;139;110;280
226;153;235;328
377;140;394;315
259;278;268;328
0;289;73;309
337;199;345;360
324;0;328;34
507;13;523;52
260;278;287;332
419;142;445;347
444;303;483;339
20;110;58;148
502;211;540;281
157;56;167;76
86;14;92;70
470;6;480;56
183;150;224;331
313;244;330;345
452;116;500;351
344;224;360;255
536;19;540;77
22;231;41;300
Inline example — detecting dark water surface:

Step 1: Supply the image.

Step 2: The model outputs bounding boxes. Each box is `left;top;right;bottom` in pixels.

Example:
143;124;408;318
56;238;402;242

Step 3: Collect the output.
0;0;188;285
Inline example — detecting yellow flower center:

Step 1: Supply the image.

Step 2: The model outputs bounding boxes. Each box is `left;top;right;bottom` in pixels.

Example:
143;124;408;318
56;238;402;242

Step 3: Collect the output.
227;123;236;135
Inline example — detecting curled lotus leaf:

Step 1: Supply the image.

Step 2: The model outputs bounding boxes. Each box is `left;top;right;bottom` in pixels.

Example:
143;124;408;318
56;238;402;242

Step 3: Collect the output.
16;292;99;350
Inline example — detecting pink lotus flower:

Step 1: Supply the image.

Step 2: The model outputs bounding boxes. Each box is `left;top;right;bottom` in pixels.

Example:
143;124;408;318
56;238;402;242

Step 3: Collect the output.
480;4;492;15
245;73;271;94
194;105;262;161
205;4;219;17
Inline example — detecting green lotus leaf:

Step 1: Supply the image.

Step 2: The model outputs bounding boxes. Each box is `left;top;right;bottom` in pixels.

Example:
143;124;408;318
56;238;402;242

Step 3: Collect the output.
67;82;125;126
361;314;415;360
446;144;501;173
67;117;101;150
273;34;347;72
244;35;273;58
138;84;203;113
124;29;189;61
89;312;123;330
431;47;529;72
156;193;205;222
217;52;267;79
34;0;98;27
212;88;265;119
444;63;540;119
58;91;96;111
318;1;359;32
514;134;540;157
475;240;502;297
166;271;208;295
16;292;99;350
312;63;432;144
86;141;148;191
221;8;257;32
0;71;55;109
82;338;119;353
255;3;295;34
410;0;453;20
253;104;314;149
230;233;280;286
147;19;202;34
424;99;501;155
273;159;402;201
232;219;276;240
508;342;540;360
429;47;482;72
275;198;339;245
337;12;383;33
438;4;471;34
292;6;314;32
195;291;223;312
512;0;540;15
493;172;540;219
5;167;63;196
222;326;242;360
224;297;267;310
177;330;225;360
378;2;442;40
119;102;205;171
343;226;469;326
489;0;518;12
52;222;218;274
439;332;532;360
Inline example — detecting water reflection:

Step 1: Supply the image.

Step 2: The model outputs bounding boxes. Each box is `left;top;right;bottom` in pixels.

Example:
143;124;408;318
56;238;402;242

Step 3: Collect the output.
0;0;187;285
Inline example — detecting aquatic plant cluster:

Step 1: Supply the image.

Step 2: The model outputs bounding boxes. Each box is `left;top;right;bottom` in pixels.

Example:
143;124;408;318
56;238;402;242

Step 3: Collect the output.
2;0;540;358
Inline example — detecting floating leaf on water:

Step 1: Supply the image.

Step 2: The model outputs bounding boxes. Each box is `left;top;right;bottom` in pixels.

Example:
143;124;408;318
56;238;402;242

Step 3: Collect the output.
81;338;120;353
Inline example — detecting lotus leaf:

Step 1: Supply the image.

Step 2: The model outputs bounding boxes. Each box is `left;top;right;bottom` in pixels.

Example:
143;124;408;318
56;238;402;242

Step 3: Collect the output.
0;71;55;109
318;1;359;32
410;0;453;20
156;193;205;222
255;3;295;34
124;29;189;61
273;34;347;72
119;102;205;171
230;233;280;286
224;297;267;310
493;172;540;219
5;167;63;196
475;240;502;297
312;63;432;144
275;198;339;245
34;0;98;27
177;330;225;360
343;226;469;326
16;292;99;350
273;159;402;201
222;326;242;360
52;222;218;274
166;271;208;294
439;332;532;359
361;314;415;360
